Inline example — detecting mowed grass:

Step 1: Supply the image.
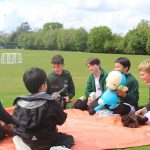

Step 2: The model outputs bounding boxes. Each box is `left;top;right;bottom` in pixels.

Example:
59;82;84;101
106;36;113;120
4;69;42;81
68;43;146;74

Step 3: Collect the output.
0;50;150;149
0;50;149;108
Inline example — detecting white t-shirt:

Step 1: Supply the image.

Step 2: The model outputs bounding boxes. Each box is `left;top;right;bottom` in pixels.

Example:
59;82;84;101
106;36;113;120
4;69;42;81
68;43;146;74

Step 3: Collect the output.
94;76;102;98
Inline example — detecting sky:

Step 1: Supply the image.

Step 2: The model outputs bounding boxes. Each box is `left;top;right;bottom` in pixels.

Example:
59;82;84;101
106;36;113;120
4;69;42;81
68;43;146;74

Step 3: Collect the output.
0;0;150;35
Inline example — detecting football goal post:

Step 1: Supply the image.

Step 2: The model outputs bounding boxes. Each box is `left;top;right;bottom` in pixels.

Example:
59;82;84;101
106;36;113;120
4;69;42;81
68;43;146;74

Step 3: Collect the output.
0;53;23;64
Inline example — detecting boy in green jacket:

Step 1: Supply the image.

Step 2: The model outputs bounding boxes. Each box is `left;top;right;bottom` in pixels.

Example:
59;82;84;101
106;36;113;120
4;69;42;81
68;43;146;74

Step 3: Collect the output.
112;57;139;116
47;55;75;109
75;57;108;110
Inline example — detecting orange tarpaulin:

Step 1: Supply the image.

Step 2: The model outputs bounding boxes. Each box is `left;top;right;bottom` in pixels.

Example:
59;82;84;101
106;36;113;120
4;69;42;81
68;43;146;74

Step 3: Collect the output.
0;108;150;150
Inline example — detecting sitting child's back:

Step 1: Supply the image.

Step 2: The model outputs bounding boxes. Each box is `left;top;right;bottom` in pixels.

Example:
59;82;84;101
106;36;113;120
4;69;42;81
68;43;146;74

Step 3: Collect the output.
12;67;74;150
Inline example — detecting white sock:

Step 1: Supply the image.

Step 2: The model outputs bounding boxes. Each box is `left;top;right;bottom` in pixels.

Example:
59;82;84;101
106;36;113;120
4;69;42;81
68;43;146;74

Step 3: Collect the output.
50;146;71;150
13;135;32;150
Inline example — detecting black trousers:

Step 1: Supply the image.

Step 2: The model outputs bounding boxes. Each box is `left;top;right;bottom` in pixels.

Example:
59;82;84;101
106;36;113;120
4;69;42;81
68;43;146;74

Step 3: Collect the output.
23;133;74;150
74;99;132;116
74;99;99;111
74;99;88;110
112;104;132;116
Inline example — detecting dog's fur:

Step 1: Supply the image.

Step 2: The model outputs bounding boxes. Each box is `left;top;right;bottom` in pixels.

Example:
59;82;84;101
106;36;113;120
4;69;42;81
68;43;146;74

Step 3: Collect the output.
121;114;148;128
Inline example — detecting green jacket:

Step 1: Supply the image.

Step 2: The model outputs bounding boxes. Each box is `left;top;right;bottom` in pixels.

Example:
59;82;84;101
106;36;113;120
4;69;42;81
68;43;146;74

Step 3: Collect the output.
120;73;139;109
85;68;108;98
47;70;75;99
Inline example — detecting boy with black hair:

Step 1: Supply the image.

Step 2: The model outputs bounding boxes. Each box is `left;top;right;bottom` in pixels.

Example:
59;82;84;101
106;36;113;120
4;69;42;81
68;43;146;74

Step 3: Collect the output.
12;67;74;150
113;57;139;116
47;55;75;109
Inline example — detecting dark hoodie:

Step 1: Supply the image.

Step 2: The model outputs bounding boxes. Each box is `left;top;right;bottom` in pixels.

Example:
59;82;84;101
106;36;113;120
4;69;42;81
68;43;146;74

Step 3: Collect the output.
12;92;67;141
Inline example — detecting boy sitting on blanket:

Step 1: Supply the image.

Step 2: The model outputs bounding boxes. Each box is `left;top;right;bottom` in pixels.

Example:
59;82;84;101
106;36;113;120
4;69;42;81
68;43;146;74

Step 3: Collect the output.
12;67;74;150
74;57;108;111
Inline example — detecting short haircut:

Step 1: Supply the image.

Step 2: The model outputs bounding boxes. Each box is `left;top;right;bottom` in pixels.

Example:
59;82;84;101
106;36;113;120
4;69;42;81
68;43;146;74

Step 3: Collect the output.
114;57;131;71
23;67;47;94
86;57;100;66
51;55;64;65
138;60;150;74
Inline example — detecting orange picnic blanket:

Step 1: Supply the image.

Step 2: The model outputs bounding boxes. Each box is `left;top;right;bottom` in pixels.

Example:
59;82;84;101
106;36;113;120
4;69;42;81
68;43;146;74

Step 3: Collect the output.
0;108;150;150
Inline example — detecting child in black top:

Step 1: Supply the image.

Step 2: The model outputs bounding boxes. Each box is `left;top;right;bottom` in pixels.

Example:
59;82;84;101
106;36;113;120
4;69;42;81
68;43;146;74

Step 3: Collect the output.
0;101;14;140
12;67;74;150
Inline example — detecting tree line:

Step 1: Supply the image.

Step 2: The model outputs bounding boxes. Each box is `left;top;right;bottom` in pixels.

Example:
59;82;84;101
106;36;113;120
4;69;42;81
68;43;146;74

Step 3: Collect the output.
0;20;150;55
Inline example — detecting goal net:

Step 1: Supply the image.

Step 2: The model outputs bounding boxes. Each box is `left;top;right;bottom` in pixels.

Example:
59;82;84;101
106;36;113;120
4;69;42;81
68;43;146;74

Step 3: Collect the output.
0;53;23;64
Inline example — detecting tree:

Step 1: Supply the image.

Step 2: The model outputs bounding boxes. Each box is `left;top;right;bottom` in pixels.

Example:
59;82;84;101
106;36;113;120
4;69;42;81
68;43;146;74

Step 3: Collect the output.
137;20;150;54
34;32;45;50
57;29;76;51
73;28;88;51
16;32;36;49
0;35;5;48
146;33;150;54
137;19;150;30
8;32;17;43
104;33;124;53
43;22;63;31
130;29;148;54
16;22;31;33
124;20;150;54
123;29;134;54
43;30;58;49
87;26;112;53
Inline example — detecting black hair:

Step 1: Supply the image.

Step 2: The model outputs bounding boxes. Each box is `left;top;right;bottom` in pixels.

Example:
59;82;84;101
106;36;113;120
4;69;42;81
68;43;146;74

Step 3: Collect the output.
114;57;131;71
86;57;100;66
23;67;47;94
51;55;64;65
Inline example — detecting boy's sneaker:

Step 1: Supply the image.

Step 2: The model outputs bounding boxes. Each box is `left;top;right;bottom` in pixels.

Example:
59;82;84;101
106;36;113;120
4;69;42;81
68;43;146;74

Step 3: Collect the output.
50;146;71;150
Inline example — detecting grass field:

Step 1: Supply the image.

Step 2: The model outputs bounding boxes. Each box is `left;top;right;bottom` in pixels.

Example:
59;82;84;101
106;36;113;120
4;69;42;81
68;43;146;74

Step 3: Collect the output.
0;49;149;108
0;50;150;149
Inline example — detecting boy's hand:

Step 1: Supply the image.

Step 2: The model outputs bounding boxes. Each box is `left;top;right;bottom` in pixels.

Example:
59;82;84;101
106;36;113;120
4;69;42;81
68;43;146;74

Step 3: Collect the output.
135;107;148;116
87;97;94;106
52;92;60;100
116;90;126;98
65;96;70;102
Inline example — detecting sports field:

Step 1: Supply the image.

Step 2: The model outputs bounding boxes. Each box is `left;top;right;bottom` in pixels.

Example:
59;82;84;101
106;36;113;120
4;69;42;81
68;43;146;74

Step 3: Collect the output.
0;50;150;149
0;50;149;108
